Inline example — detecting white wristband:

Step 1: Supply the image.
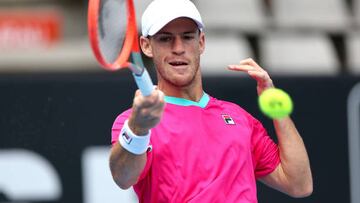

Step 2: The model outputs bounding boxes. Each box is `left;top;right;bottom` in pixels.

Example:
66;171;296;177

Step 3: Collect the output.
118;119;151;155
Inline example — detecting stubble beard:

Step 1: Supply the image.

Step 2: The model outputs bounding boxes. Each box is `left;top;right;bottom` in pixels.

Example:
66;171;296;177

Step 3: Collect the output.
157;60;201;88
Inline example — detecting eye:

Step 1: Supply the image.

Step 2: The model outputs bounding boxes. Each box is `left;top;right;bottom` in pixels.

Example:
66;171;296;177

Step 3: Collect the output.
157;36;173;42
183;34;195;40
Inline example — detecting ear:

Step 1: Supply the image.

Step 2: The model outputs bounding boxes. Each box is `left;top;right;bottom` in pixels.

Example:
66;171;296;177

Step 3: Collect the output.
199;32;205;54
140;36;153;58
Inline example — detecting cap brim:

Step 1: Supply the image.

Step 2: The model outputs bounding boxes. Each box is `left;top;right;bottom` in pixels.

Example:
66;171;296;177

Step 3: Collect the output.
147;16;204;36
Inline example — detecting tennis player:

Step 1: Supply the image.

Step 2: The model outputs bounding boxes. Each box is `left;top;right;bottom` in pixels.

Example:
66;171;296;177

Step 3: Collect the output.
110;0;313;202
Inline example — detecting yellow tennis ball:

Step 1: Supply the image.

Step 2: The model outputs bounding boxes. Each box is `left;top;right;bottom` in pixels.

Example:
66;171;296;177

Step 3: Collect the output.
258;88;293;119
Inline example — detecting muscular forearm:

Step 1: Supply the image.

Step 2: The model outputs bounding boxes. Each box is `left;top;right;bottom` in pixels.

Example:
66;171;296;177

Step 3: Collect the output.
109;143;147;189
273;117;313;197
109;90;164;189
228;59;312;197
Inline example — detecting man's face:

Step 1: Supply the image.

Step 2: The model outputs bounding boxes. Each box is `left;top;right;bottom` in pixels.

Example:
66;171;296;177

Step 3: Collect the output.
141;17;205;88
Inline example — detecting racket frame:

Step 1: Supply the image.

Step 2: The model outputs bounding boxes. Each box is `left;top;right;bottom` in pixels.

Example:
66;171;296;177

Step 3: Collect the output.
88;0;154;96
88;0;136;70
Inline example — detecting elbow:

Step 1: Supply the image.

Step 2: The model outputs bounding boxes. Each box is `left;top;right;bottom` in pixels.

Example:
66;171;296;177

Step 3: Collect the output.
111;172;136;190
288;182;313;198
119;184;133;190
116;181;133;190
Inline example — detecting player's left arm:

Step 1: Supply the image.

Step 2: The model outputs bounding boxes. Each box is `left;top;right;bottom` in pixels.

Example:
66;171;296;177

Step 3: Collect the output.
228;58;313;198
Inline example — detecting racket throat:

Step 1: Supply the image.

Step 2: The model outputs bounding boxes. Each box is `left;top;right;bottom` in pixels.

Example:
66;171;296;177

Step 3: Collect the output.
129;52;145;76
128;63;144;76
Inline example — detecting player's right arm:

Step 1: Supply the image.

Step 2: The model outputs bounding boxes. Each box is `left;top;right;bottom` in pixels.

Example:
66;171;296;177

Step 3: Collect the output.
109;89;165;189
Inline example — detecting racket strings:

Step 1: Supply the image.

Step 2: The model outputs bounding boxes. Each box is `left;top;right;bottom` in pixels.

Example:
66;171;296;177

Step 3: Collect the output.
99;0;128;64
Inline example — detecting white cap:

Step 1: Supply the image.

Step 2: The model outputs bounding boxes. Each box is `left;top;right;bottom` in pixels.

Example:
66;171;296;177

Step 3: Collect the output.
141;0;204;37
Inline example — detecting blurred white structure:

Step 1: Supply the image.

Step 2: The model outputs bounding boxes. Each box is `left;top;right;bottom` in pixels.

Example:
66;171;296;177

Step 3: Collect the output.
0;149;62;201
134;0;153;28
347;82;360;203
0;0;357;75
201;33;253;75
0;39;98;72
355;0;360;27
346;32;360;74
82;146;138;203
260;32;339;75
272;0;351;31
195;0;267;32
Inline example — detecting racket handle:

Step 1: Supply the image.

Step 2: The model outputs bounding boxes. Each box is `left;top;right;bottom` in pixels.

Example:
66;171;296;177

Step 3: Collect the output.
133;69;154;96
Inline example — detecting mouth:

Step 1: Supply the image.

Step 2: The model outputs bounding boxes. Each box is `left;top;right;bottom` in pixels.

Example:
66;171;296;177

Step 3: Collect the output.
169;61;189;67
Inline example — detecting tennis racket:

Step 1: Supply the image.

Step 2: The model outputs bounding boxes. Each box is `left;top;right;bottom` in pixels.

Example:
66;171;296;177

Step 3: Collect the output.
88;0;154;96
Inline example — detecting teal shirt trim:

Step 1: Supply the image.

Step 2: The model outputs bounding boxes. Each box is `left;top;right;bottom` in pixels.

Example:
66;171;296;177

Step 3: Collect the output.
164;92;210;108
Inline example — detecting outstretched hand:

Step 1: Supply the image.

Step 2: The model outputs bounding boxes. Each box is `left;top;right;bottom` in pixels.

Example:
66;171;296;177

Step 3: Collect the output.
128;89;165;135
228;58;274;95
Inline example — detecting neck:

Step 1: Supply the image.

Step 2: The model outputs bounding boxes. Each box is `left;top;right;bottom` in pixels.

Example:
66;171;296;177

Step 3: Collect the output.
157;72;204;102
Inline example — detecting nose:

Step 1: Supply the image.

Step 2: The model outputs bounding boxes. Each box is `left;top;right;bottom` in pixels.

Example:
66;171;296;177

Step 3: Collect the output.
172;36;185;55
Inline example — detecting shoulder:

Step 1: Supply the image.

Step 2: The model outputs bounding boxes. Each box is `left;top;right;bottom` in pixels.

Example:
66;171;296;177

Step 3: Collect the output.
209;96;252;116
111;108;132;145
208;95;261;125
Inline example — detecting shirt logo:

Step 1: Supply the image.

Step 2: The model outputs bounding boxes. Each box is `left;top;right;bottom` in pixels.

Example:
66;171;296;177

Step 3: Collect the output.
122;131;132;144
222;114;235;125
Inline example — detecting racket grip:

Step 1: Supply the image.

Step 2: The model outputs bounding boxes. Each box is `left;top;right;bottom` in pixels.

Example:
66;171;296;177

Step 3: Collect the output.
133;69;154;96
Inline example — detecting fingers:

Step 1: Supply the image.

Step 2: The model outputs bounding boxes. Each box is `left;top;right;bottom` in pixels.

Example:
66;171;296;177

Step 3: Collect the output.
130;89;166;132
227;64;255;72
248;70;270;83
239;58;262;69
138;91;165;116
228;58;262;71
228;58;275;95
133;89;164;109
228;58;267;79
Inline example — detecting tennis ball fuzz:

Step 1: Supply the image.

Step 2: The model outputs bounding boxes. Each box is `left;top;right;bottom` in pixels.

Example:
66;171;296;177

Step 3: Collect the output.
258;88;293;119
